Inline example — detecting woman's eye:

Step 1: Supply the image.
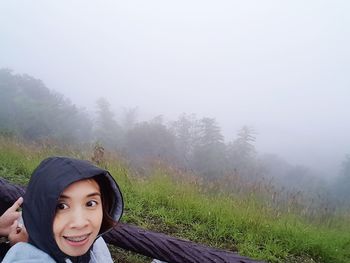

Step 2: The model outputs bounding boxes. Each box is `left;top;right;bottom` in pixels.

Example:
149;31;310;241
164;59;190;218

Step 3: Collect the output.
86;200;98;207
56;203;68;210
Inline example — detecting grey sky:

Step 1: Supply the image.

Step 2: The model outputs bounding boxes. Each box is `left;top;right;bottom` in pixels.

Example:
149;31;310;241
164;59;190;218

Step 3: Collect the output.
1;0;349;176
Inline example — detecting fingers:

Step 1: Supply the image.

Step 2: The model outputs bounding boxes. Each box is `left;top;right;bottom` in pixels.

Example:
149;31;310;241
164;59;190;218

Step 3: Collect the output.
9;219;18;234
10;219;23;235
8;220;28;245
0;198;23;236
5;197;23;220
9;197;23;212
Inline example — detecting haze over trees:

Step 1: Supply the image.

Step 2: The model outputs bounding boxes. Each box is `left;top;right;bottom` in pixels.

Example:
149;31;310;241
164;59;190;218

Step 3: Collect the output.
333;155;350;203
0;69;92;144
0;69;349;207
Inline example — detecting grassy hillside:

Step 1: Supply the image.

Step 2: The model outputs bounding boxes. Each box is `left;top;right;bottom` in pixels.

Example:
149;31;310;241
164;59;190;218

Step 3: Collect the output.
0;136;349;263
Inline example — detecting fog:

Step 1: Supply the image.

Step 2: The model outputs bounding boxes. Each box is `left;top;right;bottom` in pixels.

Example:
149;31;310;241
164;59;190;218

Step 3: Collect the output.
1;0;349;177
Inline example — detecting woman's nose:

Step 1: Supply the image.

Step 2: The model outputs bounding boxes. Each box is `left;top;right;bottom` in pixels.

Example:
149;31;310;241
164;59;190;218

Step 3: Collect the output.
68;209;89;229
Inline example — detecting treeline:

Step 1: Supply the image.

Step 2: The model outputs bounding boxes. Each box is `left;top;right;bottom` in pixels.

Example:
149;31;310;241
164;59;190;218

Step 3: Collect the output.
0;69;349;205
0;69;258;179
0;69;92;144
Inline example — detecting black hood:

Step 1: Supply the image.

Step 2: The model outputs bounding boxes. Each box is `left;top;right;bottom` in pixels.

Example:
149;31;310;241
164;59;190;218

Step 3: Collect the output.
22;156;124;263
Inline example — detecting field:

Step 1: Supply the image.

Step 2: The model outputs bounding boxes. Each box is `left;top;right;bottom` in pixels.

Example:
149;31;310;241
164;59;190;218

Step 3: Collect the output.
0;136;349;263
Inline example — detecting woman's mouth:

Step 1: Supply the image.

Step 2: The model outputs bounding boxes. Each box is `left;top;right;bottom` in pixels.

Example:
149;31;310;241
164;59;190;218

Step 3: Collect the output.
63;234;91;246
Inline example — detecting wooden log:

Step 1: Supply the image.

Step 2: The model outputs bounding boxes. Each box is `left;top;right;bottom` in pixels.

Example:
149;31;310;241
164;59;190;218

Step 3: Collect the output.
104;223;264;263
0;178;264;263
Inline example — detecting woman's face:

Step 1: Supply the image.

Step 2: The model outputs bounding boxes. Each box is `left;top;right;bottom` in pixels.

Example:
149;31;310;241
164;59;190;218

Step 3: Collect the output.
53;179;103;256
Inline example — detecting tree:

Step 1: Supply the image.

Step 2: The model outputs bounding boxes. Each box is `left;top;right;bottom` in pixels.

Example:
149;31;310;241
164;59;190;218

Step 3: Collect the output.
125;116;177;163
0;69;92;143
171;113;199;168
191;117;226;178
0;69;20;133
94;98;122;150
334;154;350;203
226;126;257;177
120;107;138;131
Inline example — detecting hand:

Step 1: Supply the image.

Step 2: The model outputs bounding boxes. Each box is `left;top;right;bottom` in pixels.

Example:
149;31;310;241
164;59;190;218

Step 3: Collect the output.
8;219;28;246
0;197;23;237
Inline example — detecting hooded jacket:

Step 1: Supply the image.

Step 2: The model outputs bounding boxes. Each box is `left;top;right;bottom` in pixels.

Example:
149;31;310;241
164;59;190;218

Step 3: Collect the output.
3;156;124;263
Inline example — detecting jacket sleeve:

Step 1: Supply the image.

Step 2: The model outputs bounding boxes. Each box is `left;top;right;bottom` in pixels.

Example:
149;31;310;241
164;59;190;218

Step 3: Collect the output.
90;237;113;263
2;242;56;263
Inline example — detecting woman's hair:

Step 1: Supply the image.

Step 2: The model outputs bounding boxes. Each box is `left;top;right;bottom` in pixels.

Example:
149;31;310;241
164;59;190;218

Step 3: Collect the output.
92;175;117;233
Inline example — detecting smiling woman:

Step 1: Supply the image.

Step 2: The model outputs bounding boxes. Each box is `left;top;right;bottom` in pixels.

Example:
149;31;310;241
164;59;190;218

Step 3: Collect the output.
53;179;103;257
2;157;124;263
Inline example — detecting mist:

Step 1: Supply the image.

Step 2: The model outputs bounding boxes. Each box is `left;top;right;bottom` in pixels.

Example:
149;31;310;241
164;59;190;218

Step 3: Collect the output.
1;0;349;177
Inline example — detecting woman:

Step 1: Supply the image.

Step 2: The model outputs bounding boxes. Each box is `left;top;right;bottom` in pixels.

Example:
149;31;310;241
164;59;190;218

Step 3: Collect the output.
3;156;124;263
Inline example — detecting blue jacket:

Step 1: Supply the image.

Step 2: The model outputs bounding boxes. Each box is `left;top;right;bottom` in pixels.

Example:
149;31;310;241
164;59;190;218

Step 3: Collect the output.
2;237;113;263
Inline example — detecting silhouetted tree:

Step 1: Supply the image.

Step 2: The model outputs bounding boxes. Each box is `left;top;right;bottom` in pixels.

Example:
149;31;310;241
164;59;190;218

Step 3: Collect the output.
94;97;123;150
171;113;199;168
334;154;350;203
0;69;16;133
121;107;138;131
192;117;226;178
125;116;177;163
0;69;92;143
227;126;257;177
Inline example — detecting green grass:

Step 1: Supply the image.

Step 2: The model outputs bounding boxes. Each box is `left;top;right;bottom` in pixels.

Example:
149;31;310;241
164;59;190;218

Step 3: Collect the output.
122;173;349;263
1;137;349;263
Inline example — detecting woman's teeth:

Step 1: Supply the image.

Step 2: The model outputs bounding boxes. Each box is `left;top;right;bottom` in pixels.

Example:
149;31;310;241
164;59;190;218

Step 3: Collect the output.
65;234;89;242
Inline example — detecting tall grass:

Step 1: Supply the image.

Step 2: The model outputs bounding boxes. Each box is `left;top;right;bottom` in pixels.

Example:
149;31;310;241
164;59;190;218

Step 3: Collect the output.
0;136;349;263
123;171;349;262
